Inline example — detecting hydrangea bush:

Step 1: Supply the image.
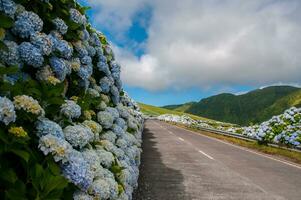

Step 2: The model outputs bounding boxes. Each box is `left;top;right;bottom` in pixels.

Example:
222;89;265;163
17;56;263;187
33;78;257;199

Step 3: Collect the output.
0;0;144;199
157;107;301;148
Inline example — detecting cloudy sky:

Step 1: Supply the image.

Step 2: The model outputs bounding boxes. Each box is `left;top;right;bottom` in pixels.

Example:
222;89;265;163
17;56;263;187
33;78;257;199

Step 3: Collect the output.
80;0;301;106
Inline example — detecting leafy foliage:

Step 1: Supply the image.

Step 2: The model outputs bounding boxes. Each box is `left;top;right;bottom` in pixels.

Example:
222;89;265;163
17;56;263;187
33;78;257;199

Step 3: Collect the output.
164;86;301;125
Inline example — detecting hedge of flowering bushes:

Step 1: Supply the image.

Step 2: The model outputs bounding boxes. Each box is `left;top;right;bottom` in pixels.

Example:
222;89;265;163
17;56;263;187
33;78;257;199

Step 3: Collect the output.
157;107;301;148
238;107;301;147
0;0;143;199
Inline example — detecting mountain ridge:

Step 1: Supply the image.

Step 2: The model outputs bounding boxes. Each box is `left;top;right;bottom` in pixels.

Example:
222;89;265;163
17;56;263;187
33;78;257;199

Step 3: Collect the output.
162;86;301;125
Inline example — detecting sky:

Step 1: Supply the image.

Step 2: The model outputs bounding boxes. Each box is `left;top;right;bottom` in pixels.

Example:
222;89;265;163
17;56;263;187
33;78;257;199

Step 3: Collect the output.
79;0;301;106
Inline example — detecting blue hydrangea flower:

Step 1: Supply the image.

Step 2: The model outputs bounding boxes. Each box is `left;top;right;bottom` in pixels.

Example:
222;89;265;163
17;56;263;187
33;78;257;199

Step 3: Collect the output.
115;78;123;91
30;32;53;55
89;32;101;47
117;104;130;119
110;62;121;81
105;107;119;120
110;85;120;105
4;72;29;85
79;29;90;41
63;124;94;148
38;134;73;163
18;42;44;68
97;60;110;76
81;55;92;65
49;57;68;81
69;8;86;25
55;40;73;59
115;118;127;130
97;111;114;129
112;124;126;136
94;147;115;168
61;150;94;190
73;191;94;200
101;131;117;144
86;45;96;57
13;11;43;38
88;177;118;199
95;46;103;57
0;0;16;18
73;41;88;58
0;96;16;125
36;118;64;139
99;77;112;94
87;88;100;98
78;64;93;80
116;138;128;150
0;40;20;66
52;18;68;35
60;100;81;119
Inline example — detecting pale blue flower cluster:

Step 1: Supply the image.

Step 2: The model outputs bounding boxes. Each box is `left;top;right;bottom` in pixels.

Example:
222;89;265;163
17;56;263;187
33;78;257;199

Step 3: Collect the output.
18;42;44;68
99;77;112;93
97;111;114;129
87;88;100;97
95;147;115;168
78;64;93;80
60;100;81;119
89;32;101;47
0;0;16;18
52;18;68;35
38;134;73;163
49;57;69;81
70;8;86;25
62;150;94;190
36;118;64;138
0;96;16;125
30;32;53;56
13;11;43;38
0;40;20;66
63;125;94;148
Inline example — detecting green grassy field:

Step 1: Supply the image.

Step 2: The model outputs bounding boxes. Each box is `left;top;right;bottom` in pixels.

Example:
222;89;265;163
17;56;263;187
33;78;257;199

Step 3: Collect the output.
139;103;211;121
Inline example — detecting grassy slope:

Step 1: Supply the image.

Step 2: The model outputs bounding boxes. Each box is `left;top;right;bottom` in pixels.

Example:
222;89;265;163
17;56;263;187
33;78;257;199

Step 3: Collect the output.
139;103;209;121
162;102;196;112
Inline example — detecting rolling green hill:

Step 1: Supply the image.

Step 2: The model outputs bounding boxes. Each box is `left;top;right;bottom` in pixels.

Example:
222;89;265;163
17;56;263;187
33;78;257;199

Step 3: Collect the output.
138;103;207;121
163;86;301;125
162;102;196;112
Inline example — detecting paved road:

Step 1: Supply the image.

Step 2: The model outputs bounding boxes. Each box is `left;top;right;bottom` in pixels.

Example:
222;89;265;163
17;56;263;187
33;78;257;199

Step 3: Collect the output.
133;120;301;200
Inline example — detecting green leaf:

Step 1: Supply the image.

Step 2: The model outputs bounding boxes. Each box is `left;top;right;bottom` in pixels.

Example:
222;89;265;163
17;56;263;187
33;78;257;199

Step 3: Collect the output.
1;169;18;183
10;149;30;162
0;13;14;28
30;164;44;191
48;161;60;175
0;66;19;75
0;40;8;51
42;175;68;197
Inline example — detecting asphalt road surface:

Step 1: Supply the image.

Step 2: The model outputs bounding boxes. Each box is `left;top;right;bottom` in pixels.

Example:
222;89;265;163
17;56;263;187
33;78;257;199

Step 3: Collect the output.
133;120;301;200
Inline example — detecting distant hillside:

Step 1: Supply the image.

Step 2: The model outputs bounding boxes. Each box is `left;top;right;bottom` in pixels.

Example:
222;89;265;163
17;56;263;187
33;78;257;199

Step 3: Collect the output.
164;86;301;125
162;102;196;112
138;103;208;121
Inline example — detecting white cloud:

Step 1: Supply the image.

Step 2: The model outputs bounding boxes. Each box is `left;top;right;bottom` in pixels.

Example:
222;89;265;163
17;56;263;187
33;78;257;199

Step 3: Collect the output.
87;0;301;91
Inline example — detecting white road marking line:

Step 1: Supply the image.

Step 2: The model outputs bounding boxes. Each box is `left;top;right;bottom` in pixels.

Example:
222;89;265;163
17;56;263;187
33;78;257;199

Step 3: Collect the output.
198;150;214;160
156;122;215;161
173;124;301;170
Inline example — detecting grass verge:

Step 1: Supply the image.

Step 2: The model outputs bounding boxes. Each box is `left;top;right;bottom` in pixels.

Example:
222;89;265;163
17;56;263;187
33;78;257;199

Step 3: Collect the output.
169;122;301;165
